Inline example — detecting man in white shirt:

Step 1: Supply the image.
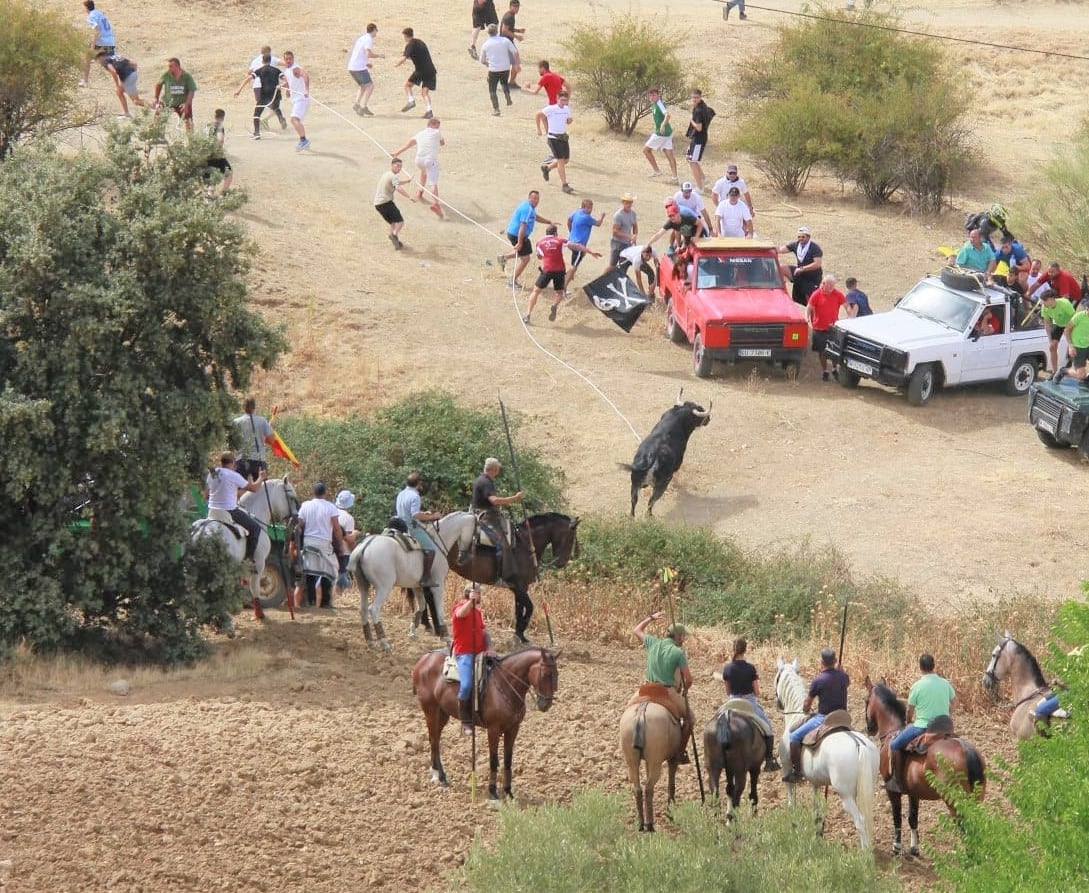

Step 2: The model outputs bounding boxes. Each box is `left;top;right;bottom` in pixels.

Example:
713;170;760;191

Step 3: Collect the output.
479;23;517;116
279;50;311;151
672;182;713;235
714;186;753;238
335;490;359;550
205;452;266;560
712;163;755;217
537;91;575;195
348;24;383;116
296;482;347;609
391;118;446;218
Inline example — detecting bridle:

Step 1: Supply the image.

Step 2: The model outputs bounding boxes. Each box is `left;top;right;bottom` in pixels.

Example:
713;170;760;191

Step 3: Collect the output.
983;636;1010;688
489;649;558;710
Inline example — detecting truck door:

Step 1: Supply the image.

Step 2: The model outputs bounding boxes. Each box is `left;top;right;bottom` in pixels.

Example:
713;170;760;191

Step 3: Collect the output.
960;302;1011;382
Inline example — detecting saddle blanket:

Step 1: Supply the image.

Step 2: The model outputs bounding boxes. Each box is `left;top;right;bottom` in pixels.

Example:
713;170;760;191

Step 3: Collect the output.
714;698;773;738
382;528;421;552
627;682;685;723
300;535;337;581
195;515;245;541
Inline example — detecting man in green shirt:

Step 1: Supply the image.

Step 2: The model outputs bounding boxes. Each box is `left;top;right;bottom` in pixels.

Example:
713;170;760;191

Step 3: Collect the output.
642;88;678;183
1054;306;1089;384
633;610;694;763
887;653;958;793
1038;290;1076;378
154;57;197;132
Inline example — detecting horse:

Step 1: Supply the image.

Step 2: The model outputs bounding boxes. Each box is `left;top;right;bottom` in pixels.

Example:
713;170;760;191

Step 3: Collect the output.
412;646;559;801
982;630;1058;740
190;477;299;619
619;700;683;832
774;658;880;849
443;511;580;644
347;512;475;651
864;678;987;856
702;701;769;822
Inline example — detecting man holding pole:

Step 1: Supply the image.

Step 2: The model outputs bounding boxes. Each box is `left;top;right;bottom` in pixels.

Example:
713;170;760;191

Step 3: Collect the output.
782;647;850;783
452;583;495;736
233;398;275;481
632;611;694;764
467;457;523;584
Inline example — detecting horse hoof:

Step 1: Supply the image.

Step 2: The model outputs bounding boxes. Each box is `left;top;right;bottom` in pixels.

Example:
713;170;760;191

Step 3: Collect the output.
892;843;902;856
909;847;920;857
408;626;418;639
379;639;392;653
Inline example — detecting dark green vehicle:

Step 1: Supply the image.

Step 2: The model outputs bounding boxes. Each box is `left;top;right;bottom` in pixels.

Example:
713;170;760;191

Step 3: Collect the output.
1027;379;1089;458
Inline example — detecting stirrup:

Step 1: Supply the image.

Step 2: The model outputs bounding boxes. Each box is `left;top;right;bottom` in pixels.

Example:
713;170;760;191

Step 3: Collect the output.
782;769;804;783
673;750;691;765
461;723;473;737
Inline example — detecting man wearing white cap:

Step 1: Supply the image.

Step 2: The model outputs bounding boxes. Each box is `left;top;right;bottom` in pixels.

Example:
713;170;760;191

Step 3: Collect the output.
335;490;359;550
779;226;823;306
673;182;713;235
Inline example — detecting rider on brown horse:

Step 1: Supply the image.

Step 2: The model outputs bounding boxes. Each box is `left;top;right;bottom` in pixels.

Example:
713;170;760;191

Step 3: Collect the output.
464;457;524;584
452;583;495;736
632;611;694;764
720;637;780;772
886;653;958;794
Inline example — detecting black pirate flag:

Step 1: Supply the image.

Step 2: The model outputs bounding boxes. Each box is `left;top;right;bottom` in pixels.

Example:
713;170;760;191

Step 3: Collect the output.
582;268;650;332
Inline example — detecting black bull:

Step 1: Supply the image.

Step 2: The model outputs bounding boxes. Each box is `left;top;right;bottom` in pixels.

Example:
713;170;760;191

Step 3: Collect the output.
623;397;711;516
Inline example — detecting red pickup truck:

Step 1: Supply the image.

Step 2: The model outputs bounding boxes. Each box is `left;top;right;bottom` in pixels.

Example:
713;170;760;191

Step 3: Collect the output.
660;237;809;378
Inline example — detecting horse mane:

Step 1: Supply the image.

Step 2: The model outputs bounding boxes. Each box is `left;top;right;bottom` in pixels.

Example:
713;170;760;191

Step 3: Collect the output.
873;683;907;724
777;663;807;710
527;511;571;526
1011;639;1048;688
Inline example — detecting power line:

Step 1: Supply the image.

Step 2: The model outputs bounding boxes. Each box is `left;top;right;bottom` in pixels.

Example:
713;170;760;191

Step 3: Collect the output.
711;1;1089;63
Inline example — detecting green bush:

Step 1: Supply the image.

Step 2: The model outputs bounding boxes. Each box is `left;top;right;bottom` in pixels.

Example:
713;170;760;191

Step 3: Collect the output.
1021;120;1089;271
275;392;566;533
464;789;901;892
560;14;687;137
933;598;1089;889
732;87;822;196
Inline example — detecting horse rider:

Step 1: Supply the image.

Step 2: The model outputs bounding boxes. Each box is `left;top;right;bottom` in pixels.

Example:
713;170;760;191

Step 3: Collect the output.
204;451;266;559
452;583;496;736
232;397;275;482
633;611;694;764
783;647;849;783
395;472;442;586
720;637;780;772
467;457;524;583
886;653;958;793
295;481;348;609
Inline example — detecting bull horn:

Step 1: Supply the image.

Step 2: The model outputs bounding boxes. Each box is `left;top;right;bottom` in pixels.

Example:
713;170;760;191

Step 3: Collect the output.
675;387;684;406
692;405;711;418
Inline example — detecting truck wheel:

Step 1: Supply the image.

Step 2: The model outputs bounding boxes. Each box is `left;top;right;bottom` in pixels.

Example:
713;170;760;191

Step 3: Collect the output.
839;367;861;389
256;560;287;609
781;359;802;380
906;364;937;406
693;332;713;378
666;300;686;344
1006;356;1038;396
1036;428;1064;449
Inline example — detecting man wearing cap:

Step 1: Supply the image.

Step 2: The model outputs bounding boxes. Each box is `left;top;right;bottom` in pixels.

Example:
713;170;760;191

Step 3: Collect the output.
452;583;496;736
779;227;824;306
643;87;679;183
467;457;524;583
205;451;267;560
646;202;705;254
395;472;442;586
714;186;753;238
783;647;849;783
633;610;694;764
232;397;275;482
335;490;359;550
609;194;639;269
296;482;348;609
673;182;713;235
712;164;754;215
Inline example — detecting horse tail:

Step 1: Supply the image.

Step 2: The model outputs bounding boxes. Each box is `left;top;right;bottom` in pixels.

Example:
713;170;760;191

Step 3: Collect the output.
350;537;373;593
854;736;877;849
959;739;987;796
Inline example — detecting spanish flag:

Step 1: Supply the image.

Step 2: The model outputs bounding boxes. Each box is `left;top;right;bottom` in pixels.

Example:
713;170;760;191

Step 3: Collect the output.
268;407;301;468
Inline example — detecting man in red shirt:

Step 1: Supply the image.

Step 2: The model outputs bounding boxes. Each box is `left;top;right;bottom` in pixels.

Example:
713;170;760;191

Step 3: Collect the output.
1033;262;1082;303
529;59;568;104
452;583;495;736
522;224;600;323
807;273;846;381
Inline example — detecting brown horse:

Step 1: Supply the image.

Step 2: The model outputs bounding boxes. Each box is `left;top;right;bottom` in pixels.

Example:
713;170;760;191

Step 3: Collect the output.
864;678;987;856
702;702;769;822
440;512;579;643
619;700;683;832
412;646;559;801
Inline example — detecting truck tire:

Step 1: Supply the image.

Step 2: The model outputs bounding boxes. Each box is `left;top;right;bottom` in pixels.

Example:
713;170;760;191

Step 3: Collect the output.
1036;428;1064;449
1006;356;1038;396
940;266;986;292
666;299;686;344
693;332;713;378
906;364;938;405
256;557;287;609
839;367;861;389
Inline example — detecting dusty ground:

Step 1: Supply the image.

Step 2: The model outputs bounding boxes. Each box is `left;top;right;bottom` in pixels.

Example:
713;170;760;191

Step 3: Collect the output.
7;0;1085;889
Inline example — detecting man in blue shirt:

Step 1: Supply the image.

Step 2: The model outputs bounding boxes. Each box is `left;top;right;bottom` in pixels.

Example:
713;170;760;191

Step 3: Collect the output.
565;198;605;288
952;228;996;278
498;189;555;287
992;234;1030;289
82;1;116;87
845;277;872;317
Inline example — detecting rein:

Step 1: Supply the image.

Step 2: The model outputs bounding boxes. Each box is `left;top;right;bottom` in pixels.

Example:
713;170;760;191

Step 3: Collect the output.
489;650;557;709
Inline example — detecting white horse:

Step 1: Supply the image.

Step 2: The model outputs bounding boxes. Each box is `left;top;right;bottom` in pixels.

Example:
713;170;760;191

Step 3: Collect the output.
774;657;879;849
190;477;298;613
347;511;478;652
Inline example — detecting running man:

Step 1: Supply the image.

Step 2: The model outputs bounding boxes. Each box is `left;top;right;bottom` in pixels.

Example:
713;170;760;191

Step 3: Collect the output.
522;225;600;323
374;157;413;250
391;118;446;219
279;50;311;151
537;91;575;195
643;87;678;183
95;50;145;117
348;24;383;117
395;28;437;119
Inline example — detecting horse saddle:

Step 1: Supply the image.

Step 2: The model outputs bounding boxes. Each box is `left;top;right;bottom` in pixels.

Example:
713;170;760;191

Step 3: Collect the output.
441;651;491;703
802;709;853;748
906;715;955;755
194;517;246;542
628;682;685;723
474;522;502;550
715;698;773;743
381;528;421;552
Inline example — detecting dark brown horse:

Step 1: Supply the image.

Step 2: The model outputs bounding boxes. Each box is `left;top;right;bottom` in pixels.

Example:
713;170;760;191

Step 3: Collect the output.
702;702;769;822
864;678;987;856
412;646;559;801
441;512;579;643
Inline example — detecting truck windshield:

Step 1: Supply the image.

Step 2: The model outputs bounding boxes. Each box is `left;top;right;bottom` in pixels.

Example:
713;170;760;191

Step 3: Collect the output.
898;282;978;331
695;256;782;290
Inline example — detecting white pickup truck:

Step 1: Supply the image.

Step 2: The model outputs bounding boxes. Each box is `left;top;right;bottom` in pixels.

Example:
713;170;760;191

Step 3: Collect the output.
823;268;1049;405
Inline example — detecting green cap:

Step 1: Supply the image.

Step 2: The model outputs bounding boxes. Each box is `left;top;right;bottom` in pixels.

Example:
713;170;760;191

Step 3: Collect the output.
667;623;688;638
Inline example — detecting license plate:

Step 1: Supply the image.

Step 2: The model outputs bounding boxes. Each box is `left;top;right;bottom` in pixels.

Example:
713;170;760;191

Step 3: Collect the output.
846;358;874;376
737;348;772;358
1039;417;1057;435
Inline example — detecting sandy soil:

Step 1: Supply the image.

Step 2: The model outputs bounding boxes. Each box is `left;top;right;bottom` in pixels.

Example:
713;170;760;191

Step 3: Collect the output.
7;0;1085;889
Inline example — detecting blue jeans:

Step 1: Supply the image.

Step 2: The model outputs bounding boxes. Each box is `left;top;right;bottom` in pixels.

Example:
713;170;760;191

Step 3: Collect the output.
739;694;772;728
456;653;476;701
890;725;925;751
1035;694;1060;718
410;522;436;553
789;713;825;744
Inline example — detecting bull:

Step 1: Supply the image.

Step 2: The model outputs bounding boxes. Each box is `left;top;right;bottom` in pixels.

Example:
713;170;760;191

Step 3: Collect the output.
623;389;712;516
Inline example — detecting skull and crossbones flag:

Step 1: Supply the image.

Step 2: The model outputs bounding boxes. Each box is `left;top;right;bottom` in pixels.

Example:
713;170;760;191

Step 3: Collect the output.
582;269;650;332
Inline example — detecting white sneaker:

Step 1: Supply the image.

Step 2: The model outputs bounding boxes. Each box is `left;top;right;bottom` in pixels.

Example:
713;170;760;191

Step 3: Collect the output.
647;171;662;179
1054;708;1070;719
